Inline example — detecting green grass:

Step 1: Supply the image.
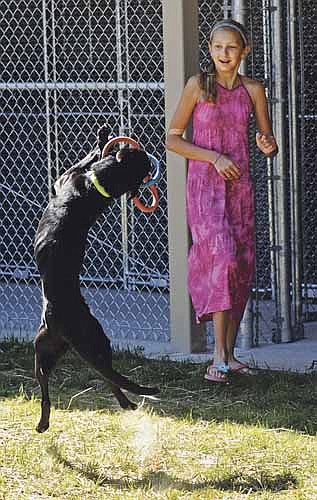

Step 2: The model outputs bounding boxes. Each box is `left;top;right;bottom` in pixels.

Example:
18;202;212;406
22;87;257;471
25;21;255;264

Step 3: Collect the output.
0;340;316;499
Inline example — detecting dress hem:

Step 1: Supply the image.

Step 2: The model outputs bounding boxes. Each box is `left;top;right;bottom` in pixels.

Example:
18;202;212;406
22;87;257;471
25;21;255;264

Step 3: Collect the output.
196;306;232;324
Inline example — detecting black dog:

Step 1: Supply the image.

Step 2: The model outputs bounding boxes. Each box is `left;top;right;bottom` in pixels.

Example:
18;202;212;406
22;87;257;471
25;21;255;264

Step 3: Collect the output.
34;126;159;433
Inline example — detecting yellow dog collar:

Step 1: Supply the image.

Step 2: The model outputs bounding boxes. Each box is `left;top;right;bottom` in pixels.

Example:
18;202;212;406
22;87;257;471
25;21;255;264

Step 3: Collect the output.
89;171;111;198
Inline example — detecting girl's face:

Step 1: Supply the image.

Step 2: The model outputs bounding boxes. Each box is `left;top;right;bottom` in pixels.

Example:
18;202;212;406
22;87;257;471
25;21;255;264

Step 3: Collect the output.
209;28;250;73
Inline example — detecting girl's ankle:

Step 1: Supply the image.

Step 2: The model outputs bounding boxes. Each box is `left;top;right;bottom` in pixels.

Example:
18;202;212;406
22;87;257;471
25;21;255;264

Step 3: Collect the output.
213;351;228;364
227;353;236;362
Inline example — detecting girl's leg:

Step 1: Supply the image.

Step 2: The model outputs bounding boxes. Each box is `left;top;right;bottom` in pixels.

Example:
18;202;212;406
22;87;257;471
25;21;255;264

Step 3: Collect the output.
207;310;230;380
226;318;257;373
226;318;244;369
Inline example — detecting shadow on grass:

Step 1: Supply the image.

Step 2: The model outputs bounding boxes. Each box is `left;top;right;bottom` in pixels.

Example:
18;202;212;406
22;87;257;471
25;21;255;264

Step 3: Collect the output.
48;441;298;494
1;340;316;435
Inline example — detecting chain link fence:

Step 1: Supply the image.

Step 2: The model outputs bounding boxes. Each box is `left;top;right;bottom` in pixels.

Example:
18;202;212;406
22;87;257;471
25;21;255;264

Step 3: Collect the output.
242;0;280;344
299;0;317;321
1;0;169;344
1;0;316;348
246;0;317;341
199;0;279;344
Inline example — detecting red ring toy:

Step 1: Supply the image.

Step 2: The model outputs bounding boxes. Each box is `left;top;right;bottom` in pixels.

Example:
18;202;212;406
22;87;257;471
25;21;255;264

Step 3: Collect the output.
101;136;159;213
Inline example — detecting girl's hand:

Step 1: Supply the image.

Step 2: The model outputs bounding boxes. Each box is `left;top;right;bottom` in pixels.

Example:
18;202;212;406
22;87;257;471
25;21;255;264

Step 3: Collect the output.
213;154;241;181
256;132;277;157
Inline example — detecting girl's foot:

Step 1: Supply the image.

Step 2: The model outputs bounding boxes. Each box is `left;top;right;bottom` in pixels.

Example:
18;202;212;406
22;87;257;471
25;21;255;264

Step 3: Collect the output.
228;357;258;375
208;357;258;375
204;362;230;383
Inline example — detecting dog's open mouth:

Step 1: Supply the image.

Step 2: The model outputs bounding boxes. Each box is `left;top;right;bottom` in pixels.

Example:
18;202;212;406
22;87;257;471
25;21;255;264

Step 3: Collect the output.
141;153;160;188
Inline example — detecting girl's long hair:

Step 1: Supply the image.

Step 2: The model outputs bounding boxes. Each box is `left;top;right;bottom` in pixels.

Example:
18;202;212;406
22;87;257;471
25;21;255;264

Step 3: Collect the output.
199;19;249;103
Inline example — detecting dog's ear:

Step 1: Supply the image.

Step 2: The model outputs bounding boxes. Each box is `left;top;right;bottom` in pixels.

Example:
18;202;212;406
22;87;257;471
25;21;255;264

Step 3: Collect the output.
97;125;110;153
128;189;138;200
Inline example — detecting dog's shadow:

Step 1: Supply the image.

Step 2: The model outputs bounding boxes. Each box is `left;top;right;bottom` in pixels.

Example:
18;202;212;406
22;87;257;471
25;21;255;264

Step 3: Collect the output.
47;441;297;493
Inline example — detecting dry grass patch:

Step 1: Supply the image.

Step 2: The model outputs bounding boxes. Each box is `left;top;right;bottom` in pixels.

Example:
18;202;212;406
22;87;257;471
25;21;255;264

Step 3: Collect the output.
0;340;316;499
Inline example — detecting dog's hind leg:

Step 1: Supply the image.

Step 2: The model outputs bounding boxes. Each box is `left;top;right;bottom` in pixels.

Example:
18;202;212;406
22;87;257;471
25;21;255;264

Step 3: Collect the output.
34;324;69;433
108;382;137;410
65;311;159;406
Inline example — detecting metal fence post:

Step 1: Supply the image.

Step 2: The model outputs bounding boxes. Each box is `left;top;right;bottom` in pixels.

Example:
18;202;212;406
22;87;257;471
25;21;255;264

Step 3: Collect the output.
42;0;52;200
262;0;277;307
287;0;304;339
271;0;292;342
223;0;231;18
162;0;206;353
232;0;254;349
115;0;129;291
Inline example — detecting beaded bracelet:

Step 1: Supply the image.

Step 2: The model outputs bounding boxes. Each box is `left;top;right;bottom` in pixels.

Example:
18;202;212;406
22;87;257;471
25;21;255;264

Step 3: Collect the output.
168;128;185;136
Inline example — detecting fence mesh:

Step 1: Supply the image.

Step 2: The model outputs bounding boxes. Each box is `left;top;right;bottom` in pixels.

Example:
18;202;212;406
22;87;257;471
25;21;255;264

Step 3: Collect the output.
243;0;279;344
199;1;280;344
1;0;316;347
0;0;169;343
300;0;317;321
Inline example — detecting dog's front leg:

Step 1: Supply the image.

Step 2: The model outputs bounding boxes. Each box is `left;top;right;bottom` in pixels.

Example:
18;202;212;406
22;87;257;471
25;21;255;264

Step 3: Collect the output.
53;125;110;195
54;149;100;195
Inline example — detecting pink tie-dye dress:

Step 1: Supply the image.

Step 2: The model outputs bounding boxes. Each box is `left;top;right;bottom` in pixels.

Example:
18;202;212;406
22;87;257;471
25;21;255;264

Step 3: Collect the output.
187;80;255;323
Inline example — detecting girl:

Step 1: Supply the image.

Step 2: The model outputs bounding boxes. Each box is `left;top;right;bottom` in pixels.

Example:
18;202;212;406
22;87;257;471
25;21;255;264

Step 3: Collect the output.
166;19;277;383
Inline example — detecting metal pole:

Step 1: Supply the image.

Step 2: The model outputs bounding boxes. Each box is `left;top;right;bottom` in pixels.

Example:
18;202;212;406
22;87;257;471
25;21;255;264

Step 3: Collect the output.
223;0;231;19
262;0;276;305
115;0;129;290
271;0;292;342
0;81;164;91
298;0;309;321
232;0;254;349
51;0;60;179
42;0;52;200
288;0;304;338
124;0;137;290
262;0;282;343
231;1;248;74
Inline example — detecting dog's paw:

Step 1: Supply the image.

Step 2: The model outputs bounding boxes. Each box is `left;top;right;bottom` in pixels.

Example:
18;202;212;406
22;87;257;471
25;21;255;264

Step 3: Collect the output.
36;421;50;433
126;401;138;411
120;398;138;411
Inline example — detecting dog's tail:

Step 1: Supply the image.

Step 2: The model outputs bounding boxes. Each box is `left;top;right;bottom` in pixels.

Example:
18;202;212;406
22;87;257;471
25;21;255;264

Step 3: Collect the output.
105;367;159;396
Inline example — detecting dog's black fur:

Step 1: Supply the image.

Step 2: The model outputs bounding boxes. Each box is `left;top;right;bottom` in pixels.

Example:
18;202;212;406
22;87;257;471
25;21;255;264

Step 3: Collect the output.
34;126;159;433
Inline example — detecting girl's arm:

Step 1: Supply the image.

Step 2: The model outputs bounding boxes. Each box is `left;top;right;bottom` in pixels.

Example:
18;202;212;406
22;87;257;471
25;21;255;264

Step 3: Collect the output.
252;82;278;157
166;75;216;163
166;75;241;180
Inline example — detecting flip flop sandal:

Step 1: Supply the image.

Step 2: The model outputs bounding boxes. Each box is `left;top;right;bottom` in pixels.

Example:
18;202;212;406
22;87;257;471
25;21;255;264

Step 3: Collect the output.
204;362;230;383
230;363;258;375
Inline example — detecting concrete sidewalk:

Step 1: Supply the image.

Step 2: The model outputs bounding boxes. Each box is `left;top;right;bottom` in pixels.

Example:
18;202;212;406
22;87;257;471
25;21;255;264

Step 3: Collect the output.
234;323;317;373
143;322;317;374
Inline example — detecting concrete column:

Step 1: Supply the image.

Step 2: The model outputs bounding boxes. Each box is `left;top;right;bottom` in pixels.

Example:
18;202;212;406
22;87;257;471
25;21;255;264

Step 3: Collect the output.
162;0;206;353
